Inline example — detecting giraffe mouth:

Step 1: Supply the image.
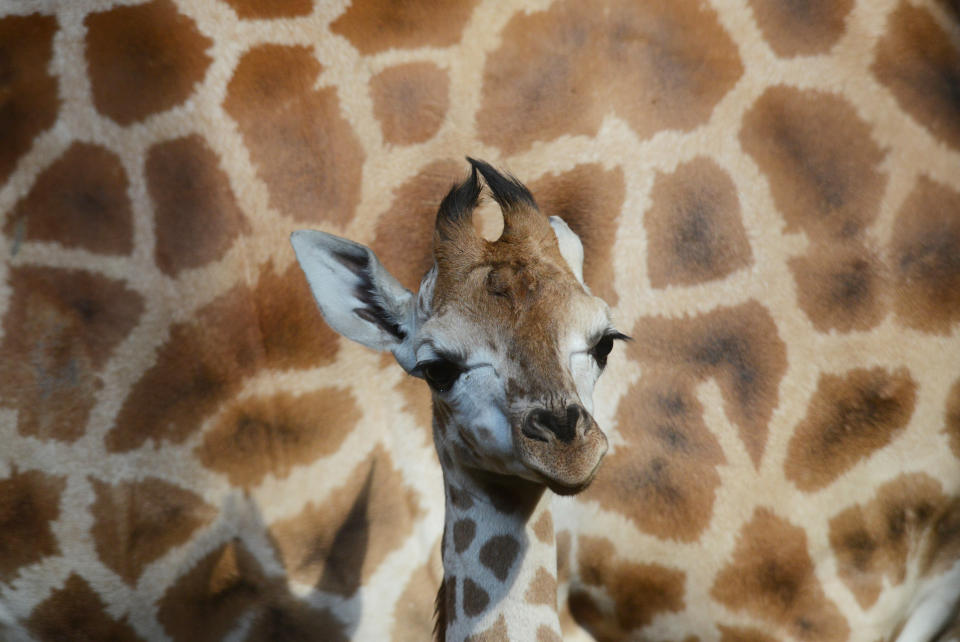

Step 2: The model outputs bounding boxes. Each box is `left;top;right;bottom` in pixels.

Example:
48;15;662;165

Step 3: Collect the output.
513;416;609;495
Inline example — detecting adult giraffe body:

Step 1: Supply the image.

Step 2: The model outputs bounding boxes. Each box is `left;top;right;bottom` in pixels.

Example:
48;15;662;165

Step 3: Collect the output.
1;0;959;640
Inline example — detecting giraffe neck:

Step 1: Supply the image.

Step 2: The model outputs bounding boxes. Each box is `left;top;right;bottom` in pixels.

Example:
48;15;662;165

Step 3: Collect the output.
437;467;561;642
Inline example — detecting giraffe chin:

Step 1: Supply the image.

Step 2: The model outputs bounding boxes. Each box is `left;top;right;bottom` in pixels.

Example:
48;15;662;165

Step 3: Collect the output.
514;424;609;496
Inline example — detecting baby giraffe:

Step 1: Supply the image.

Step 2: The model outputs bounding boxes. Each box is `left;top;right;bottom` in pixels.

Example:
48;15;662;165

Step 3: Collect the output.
292;159;626;641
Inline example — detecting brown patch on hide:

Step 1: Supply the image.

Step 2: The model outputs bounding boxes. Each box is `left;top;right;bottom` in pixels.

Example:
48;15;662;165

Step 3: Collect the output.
789;242;887;332
224;44;363;225
748;0;853;57
147;134;250;276
525;567;557;607
390;553;441;642
889;176;960;333
711;508;849;641
91;477;215;584
372;159;464;290
371;62;449;145
85;0;212;125
464;614;506;641
0;468;65;582
330;0;479;55
477;0;743;153
626;300;786;467
158;539;347;642
0;267;143;442
0;13;58;185
741;86;887;243
572;535;685;638
222;0;312;19
644;157;752;288
828;472;947;608
27;574;144;641
269;447;422;596
583;370;724;541
197;387;360;487
873;3;960;151
5;143;133;255
785;368;916;491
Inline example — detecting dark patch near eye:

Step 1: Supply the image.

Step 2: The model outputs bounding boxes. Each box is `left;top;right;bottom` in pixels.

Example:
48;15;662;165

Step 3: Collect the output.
462;578;489;616
478;535;521;582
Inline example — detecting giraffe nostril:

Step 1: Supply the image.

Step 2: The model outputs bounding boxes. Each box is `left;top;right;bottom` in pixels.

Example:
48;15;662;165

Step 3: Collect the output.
523;406;582;444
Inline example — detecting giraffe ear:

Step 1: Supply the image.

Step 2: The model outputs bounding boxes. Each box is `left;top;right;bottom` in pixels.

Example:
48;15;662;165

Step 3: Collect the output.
291;230;418;370
549;216;586;287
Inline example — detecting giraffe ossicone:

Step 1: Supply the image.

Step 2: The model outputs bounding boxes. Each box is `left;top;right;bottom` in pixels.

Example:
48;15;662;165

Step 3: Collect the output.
293;158;626;640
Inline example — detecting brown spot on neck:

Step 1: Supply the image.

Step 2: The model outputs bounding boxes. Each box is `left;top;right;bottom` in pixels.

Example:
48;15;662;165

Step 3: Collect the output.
453;519;477;554
462;577;490;617
478;535;521;582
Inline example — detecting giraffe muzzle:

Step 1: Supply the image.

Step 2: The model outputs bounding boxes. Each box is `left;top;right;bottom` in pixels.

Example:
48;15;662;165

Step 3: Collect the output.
515;405;609;495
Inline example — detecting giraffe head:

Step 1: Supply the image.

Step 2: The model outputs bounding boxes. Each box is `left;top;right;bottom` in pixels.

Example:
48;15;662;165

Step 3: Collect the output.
292;159;625;495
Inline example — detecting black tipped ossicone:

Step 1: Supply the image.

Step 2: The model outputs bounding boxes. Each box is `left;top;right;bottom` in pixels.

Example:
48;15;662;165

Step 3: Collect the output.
436;162;482;231
466;157;537;211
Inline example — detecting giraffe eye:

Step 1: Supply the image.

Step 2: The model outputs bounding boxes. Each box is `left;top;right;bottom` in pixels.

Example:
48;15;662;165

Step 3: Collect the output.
419;359;463;393
590;332;630;369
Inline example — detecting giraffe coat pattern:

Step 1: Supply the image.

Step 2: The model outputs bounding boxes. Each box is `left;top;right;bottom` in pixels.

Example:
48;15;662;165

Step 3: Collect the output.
1;0;959;640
